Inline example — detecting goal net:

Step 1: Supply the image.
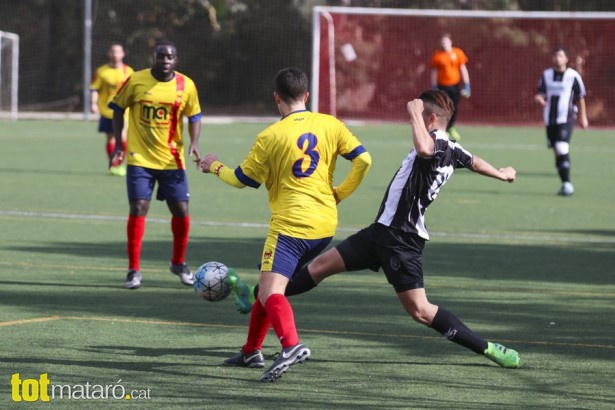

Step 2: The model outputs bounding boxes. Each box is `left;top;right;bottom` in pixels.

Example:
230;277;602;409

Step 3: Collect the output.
312;7;615;127
0;31;18;120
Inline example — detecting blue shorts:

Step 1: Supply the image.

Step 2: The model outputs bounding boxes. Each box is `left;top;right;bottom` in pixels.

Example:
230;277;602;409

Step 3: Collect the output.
126;165;190;202
260;232;332;279
98;117;113;133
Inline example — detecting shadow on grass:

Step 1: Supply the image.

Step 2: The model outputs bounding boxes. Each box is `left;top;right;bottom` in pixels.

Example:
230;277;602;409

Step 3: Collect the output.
5;235;613;284
5;236;269;271
2;237;614;363
538;228;615;238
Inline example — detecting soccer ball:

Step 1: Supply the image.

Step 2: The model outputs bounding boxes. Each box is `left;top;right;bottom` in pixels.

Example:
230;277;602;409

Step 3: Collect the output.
193;261;232;302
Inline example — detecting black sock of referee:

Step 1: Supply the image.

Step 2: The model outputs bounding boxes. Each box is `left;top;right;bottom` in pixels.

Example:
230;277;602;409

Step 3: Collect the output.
429;307;488;354
252;265;318;299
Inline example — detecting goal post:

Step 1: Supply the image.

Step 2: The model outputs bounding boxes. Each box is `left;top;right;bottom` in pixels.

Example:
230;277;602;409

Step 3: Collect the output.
0;30;19;120
312;7;615;126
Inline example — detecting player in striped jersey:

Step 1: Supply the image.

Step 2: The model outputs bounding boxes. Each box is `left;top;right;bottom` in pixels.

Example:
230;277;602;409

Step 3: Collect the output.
109;40;202;290
199;67;371;381
276;90;520;369
535;47;588;196
90;43;133;176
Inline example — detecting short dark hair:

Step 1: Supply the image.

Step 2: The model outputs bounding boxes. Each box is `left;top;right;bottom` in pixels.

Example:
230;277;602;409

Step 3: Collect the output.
155;40;177;51
419;90;454;121
552;46;569;58
275;67;308;104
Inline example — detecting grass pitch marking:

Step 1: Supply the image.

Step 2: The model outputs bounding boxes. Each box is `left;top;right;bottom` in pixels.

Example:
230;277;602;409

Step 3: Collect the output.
2;210;614;244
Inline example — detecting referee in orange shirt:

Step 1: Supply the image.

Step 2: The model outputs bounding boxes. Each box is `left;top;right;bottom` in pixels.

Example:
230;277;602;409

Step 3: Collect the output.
430;33;471;141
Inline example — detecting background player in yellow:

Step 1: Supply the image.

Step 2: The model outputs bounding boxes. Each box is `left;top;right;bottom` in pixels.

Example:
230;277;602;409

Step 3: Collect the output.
198;67;371;382
90;43;133;176
109;40;202;290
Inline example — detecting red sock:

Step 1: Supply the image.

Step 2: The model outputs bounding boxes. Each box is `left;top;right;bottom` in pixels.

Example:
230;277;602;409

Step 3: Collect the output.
243;298;271;353
264;294;299;348
119;140;127;164
127;214;145;271
171;216;190;265
106;140;117;166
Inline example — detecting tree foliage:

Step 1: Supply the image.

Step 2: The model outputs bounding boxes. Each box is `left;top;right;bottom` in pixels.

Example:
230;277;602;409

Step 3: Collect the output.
0;0;612;112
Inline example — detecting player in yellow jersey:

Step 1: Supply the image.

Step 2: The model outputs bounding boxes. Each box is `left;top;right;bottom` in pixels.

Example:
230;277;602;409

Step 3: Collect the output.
199;67;372;382
109;40;202;290
90;43;134;176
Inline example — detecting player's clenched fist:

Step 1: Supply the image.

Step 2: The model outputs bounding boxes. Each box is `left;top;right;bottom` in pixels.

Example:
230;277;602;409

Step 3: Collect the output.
407;99;424;115
406;99;425;125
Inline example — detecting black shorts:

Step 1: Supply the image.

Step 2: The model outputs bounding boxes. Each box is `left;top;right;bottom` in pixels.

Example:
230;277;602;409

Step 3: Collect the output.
336;223;426;293
437;84;461;107
546;123;573;148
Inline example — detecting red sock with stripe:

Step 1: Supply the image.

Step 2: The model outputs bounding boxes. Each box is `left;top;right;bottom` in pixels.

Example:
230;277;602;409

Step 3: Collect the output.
242;298;271;353
127;214;145;271
171;216;190;265
264;294;299;348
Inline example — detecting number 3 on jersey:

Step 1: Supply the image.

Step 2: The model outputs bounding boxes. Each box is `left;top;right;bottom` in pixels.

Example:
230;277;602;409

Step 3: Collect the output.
292;133;320;178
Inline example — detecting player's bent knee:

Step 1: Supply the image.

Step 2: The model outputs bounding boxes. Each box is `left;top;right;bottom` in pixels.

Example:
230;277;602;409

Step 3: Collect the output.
408;309;433;325
554;141;569;156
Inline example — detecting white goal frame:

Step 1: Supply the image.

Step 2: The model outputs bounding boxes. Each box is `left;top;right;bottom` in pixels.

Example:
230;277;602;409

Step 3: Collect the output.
0;31;19;120
311;6;615;116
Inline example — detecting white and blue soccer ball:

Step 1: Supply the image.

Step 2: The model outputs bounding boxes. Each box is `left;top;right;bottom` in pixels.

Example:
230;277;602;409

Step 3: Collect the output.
193;261;232;302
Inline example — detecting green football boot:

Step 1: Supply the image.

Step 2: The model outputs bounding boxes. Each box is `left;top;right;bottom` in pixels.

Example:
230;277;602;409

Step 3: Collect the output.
227;268;254;314
484;342;520;368
447;126;461;142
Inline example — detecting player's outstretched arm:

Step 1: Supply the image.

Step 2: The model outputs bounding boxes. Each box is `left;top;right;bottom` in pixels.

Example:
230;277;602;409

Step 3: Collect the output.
199;154;246;189
470;155;516;183
334;151;372;204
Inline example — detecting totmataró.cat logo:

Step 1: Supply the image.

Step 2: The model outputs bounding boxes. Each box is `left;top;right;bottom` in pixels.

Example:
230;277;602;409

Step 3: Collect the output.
10;373;151;402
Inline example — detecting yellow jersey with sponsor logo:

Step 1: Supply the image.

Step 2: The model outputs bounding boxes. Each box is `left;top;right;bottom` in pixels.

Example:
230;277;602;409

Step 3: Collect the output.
111;69;201;170
91;63;133;119
237;110;366;238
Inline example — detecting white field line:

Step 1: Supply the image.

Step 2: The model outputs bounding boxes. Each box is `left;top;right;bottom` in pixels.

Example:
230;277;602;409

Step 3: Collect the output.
2;210;614;244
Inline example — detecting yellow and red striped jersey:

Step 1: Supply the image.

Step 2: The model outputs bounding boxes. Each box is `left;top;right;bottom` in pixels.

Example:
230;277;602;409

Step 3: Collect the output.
110;69;201;170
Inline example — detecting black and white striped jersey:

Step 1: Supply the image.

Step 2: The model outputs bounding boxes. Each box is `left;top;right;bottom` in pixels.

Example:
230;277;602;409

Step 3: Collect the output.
375;130;473;240
537;67;586;126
